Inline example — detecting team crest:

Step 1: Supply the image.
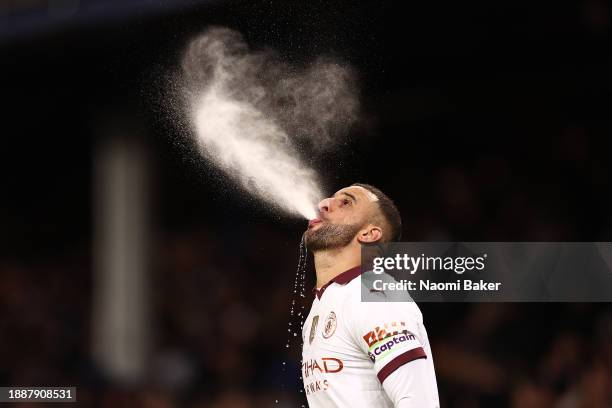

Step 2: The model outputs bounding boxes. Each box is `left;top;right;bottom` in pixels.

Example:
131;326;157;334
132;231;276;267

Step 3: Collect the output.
322;311;337;339
309;315;319;345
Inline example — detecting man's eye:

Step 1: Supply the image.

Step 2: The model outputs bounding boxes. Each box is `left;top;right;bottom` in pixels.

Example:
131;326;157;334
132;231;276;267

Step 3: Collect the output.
342;199;350;205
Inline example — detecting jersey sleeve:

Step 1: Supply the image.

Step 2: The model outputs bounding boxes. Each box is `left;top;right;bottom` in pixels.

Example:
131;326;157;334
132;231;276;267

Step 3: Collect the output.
349;299;427;383
382;359;440;407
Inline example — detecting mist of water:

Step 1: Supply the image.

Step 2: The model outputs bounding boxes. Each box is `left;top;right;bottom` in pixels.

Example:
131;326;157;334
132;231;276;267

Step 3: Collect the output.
179;27;358;219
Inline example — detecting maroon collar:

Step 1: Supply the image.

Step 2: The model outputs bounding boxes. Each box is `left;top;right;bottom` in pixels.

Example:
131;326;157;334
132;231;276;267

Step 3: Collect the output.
313;265;362;299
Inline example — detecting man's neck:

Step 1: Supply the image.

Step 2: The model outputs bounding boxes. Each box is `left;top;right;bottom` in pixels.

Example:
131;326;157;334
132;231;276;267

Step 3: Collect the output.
313;243;361;288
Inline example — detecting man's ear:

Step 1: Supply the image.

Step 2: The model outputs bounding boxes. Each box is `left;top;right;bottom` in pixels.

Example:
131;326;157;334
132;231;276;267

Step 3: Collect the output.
357;225;383;244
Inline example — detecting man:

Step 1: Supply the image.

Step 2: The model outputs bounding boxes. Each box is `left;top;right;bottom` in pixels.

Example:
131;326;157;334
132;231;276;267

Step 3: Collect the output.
302;183;440;407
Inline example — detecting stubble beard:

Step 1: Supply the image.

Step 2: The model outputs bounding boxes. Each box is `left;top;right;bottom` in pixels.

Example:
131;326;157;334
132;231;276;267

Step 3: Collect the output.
304;221;362;252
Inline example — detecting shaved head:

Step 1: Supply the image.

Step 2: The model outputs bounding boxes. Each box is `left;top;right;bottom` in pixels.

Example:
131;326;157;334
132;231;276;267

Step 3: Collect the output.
353;185;379;203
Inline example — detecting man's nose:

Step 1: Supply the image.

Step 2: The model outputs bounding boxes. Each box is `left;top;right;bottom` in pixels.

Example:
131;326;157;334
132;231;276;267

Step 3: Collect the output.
318;198;332;214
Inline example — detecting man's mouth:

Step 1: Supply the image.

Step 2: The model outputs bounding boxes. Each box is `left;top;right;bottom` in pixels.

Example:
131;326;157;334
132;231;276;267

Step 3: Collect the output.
308;218;322;229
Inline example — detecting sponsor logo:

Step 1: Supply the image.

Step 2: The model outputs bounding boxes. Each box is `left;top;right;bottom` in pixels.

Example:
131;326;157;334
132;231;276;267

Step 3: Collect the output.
309;315;319;345
322;311;337;339
368;332;417;362
302;357;344;378
362;321;410;347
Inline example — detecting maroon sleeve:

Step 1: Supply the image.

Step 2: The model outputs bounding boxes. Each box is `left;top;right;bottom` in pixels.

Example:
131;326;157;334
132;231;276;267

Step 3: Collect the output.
377;347;427;383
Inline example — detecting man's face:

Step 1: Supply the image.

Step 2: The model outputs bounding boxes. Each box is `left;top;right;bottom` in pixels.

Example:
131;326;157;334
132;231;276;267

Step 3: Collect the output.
304;185;379;251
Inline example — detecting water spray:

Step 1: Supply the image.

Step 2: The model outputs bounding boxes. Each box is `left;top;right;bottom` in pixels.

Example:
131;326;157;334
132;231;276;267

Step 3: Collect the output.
179;26;358;219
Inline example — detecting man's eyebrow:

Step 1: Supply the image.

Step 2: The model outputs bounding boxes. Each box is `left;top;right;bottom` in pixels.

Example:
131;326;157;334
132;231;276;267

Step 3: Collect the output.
335;191;357;203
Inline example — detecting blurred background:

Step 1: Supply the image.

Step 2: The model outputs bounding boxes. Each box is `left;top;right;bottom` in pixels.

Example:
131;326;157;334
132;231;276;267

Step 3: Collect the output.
2;0;612;406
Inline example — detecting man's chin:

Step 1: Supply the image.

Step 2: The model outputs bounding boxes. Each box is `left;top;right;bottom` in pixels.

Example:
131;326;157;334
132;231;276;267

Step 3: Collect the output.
303;230;326;251
304;232;341;252
304;221;361;252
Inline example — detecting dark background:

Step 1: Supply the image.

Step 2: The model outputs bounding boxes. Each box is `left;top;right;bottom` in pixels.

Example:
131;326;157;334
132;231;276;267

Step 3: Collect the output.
1;1;612;406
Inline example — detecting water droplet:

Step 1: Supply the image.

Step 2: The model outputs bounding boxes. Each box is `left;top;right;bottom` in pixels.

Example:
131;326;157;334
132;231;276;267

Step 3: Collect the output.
282;236;310;397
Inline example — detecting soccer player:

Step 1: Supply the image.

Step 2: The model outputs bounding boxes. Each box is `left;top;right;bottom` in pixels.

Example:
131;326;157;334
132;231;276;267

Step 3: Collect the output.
302;183;440;407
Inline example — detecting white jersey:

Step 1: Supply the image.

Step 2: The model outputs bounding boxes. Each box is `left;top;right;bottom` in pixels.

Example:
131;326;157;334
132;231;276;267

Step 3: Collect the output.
302;266;439;407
